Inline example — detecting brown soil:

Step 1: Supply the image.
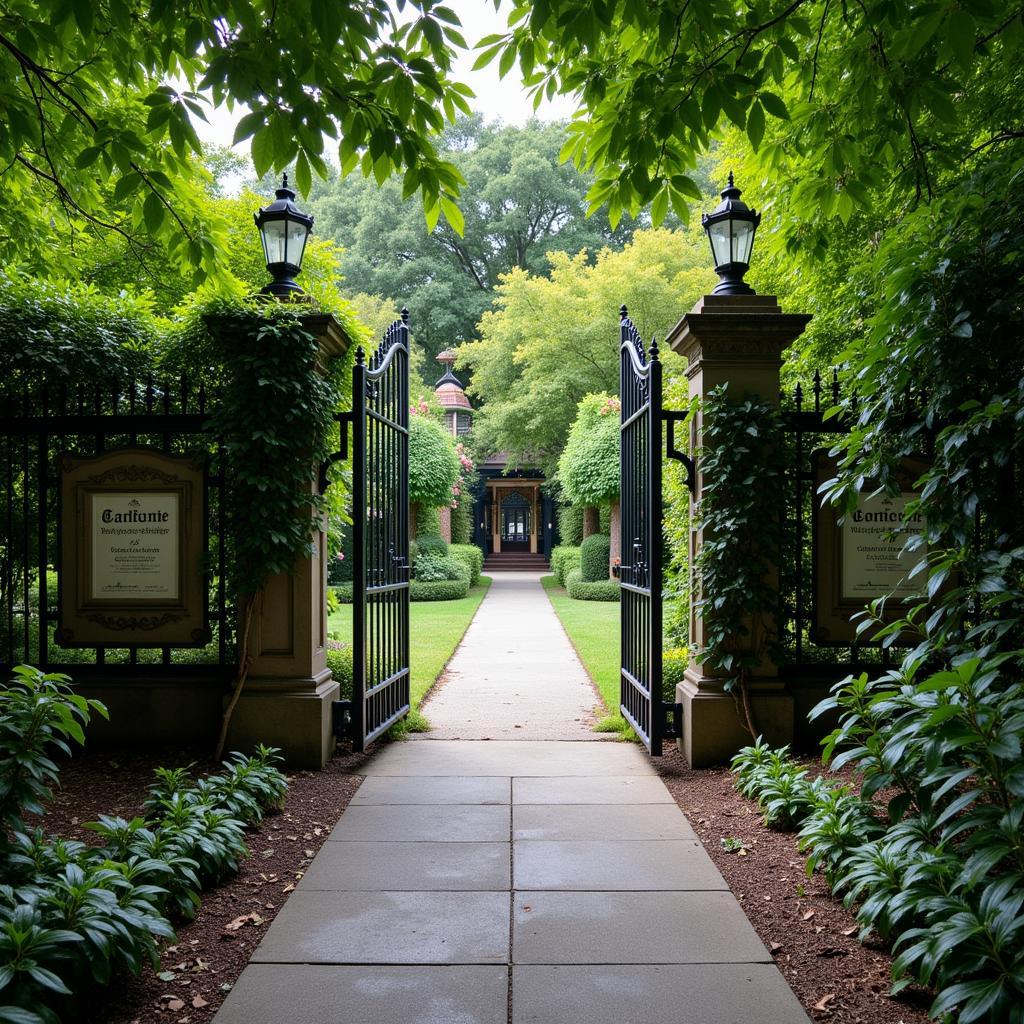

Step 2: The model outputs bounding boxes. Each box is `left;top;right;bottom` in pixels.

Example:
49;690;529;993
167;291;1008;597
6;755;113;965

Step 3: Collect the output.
652;747;934;1024
34;743;368;1024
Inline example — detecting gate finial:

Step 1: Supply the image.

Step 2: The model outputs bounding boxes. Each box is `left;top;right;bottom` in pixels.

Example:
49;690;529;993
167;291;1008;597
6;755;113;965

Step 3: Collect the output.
401;307;410;324
355;346;366;365
620;304;628;320
649;335;659;360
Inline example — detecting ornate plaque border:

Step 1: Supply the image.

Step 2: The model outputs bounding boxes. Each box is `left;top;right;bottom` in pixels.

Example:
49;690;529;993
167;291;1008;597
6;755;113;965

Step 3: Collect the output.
58;448;209;647
811;454;928;647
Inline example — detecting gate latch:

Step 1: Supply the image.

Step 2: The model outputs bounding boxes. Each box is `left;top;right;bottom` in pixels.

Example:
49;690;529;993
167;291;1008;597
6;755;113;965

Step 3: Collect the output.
660;701;683;740
332;700;353;739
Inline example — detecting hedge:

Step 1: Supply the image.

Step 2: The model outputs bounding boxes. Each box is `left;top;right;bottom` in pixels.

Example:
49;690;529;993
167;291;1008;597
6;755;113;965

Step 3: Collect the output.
410;578;469;601
557;504;584;546
325;641;353;700
580;533;610;582
566;567;619;601
449;543;484;587
550;545;581;587
416;533;448;557
663;646;688;700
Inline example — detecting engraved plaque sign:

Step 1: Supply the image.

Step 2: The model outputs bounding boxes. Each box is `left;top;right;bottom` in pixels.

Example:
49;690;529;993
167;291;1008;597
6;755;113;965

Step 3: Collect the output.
813;456;927;646
59;449;208;647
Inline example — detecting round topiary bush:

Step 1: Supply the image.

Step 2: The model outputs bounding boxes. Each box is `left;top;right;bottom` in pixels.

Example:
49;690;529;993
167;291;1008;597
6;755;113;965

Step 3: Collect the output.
565;567;619;601
409;414;461;508
557;504;585;546
410;578;470;601
580;534;610;582
449;544;484;587
550;545;581;587
416;534;449;558
415;553;466;582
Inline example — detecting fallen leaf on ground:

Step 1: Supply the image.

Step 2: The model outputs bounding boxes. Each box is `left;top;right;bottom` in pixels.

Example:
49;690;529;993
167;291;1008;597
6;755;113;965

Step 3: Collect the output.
192;996;209;1009
769;941;783;954
157;971;177;982
282;883;295;893
813;993;835;1012
802;908;816;921
304;849;315;857
841;926;858;937
224;913;264;932
167;999;185;1012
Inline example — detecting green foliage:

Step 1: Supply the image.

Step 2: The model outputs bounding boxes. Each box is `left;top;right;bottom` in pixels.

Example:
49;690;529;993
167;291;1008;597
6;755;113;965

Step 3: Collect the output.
663;648;688;701
0;0;474;280
410;578;470;602
565;568;618;602
461;229;709;475
0;667;107;841
416;534;449;559
325;642;354;701
694;387;786;735
579;534;610;583
550;546;582;588
450;500;473;545
558;393;620;507
557;505;584;547
0;673;288;1019
481;0;1023;248
414;504;442;538
311;116;637;368
408;415;461;509
414;554;466;584
449;545;484;588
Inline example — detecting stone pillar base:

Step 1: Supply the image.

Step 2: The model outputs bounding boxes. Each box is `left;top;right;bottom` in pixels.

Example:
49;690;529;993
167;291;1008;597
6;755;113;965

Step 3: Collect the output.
224;669;339;769
677;672;794;768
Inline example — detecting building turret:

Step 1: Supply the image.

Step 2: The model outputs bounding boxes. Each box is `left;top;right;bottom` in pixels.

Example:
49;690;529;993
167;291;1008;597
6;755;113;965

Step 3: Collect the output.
434;349;473;437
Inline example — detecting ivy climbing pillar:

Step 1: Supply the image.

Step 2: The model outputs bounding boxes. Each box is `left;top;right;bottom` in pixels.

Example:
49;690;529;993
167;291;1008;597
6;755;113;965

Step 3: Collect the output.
224;314;352;769
667;294;810;767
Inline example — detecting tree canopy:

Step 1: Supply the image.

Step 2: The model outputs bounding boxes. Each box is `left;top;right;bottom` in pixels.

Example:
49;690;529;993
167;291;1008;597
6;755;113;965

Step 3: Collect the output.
459;226;713;474
309;115;638;368
557;393;620;506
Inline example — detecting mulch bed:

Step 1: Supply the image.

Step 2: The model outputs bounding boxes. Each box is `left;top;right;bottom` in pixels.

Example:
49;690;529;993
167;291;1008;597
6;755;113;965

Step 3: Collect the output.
33;743;368;1024
652;746;934;1024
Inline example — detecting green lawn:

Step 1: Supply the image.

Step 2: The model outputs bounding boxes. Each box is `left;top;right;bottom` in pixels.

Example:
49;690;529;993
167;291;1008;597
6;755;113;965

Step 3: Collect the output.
540;574;631;737
328;578;491;730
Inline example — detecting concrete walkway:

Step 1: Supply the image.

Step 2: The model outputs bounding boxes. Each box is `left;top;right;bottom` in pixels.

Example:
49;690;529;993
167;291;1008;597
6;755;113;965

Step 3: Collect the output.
216;576;810;1024
418;571;600;739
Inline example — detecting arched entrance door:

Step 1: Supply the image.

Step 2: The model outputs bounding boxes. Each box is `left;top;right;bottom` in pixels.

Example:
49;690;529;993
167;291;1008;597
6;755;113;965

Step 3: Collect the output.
499;491;532;552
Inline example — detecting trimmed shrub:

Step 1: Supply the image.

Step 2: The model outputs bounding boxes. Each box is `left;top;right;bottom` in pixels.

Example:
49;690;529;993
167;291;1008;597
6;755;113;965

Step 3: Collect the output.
331;583;353;604
580;533;610;582
325;641;353;700
557;504;584;546
409;415;461;509
450;500;473;544
410;578;469;601
414;503;441;537
415;553;465;582
663;647;688;700
416;533;448;557
566;567;619;601
449;544;484;587
550;545;581;587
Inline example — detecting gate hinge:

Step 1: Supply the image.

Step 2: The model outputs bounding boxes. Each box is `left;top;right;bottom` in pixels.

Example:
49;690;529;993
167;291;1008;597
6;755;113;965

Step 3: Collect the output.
319;411;354;493
332;699;354;739
662;411;696;495
660;700;683;740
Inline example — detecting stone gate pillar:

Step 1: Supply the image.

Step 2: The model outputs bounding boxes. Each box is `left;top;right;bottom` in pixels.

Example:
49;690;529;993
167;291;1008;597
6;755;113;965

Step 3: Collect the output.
224;314;351;769
666;294;810;767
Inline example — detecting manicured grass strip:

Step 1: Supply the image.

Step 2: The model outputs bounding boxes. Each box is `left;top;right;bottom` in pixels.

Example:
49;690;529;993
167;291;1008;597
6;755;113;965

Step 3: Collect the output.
328;577;492;714
540;574;630;736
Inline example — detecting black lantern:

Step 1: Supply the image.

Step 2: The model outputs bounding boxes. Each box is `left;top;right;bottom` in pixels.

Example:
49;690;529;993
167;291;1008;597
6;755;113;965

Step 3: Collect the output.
254;174;314;296
701;172;761;296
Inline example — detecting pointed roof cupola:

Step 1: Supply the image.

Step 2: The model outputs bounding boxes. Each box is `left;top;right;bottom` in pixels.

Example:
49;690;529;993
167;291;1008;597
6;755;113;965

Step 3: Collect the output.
434;349;473;412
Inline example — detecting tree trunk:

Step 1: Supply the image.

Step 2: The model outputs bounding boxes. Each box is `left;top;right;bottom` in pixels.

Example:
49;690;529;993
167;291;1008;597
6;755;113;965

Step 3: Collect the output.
582;505;599;539
410;501;420;539
608;500;621;578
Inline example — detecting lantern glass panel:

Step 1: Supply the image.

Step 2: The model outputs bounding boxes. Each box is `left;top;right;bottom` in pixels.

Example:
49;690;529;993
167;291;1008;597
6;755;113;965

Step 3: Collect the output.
287;218;310;268
261;219;287;265
733;220;755;265
708;220;734;267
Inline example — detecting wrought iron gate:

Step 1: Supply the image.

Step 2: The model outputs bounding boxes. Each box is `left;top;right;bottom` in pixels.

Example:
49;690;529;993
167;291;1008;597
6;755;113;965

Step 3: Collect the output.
617;307;689;755
345;312;411;751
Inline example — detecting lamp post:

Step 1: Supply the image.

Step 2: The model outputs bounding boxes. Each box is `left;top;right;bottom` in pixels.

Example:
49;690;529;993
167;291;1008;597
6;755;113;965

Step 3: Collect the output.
701;172;761;296
254;174;314;296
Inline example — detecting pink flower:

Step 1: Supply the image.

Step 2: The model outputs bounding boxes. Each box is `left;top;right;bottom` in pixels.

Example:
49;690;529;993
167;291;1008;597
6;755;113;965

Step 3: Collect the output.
337;552;345;561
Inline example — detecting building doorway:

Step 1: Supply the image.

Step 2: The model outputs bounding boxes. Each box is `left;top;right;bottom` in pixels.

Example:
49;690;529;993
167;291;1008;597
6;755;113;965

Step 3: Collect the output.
499;492;532;552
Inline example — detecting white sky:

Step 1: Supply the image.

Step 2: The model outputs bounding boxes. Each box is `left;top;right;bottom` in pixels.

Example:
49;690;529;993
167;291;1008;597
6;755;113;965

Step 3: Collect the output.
195;1;578;153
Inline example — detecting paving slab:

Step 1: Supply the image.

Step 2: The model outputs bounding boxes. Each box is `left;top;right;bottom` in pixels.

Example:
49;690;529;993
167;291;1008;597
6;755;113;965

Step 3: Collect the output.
351;776;511;805
513;803;697;841
419;572;599;739
513;774;674;804
298;841;510;891
514;839;728;891
513;964;811;1023
252;891;509;965
363;739;650;777
329;803;510;842
513;891;771;964
215;964;509;1024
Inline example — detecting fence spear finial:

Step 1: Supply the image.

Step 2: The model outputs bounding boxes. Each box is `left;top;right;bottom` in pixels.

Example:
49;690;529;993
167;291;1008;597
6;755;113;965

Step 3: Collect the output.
620;304;628;320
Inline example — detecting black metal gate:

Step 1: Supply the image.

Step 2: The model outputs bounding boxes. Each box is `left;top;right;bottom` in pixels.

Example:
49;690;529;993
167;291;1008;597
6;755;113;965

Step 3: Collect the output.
348;312;411;751
617;307;689;755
